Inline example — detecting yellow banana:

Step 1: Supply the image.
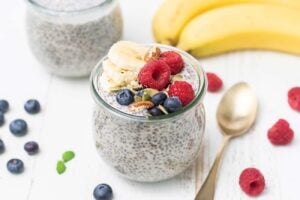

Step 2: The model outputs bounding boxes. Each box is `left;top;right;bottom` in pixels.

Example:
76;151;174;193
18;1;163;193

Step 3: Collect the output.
153;0;300;45
177;4;300;57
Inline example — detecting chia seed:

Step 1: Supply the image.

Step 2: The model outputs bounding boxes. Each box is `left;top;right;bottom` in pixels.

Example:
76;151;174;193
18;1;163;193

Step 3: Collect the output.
26;0;123;77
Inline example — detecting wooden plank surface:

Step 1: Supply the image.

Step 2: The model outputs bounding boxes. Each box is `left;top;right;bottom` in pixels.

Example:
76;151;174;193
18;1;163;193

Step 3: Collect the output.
0;0;300;199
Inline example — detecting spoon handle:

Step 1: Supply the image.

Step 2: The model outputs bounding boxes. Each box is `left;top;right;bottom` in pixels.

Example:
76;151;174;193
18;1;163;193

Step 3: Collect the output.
195;136;231;200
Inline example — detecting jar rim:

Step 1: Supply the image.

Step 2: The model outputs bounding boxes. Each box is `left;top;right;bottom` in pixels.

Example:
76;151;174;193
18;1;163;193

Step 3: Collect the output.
90;44;207;123
26;0;115;15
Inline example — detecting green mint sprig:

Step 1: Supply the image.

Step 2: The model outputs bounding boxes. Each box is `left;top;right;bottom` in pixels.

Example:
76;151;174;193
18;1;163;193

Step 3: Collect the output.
56;150;75;175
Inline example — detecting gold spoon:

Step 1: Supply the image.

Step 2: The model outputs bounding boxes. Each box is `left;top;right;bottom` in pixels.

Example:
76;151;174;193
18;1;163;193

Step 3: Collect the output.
195;82;258;200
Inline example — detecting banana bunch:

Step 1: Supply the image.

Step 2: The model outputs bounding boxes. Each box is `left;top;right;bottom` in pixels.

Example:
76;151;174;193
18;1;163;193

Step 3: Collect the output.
100;41;148;91
153;0;300;57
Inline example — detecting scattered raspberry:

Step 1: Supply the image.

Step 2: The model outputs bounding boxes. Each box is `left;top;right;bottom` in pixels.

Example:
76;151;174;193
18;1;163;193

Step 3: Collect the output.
239;168;265;197
138;60;171;90
159;51;184;75
288;87;300;112
207;72;223;92
168;81;195;106
267;119;294;145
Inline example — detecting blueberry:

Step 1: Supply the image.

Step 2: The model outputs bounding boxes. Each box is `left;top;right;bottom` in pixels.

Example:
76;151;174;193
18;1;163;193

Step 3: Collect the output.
136;90;144;97
0;112;4;127
9;119;28;136
163;97;182;113
7;159;24;174
148;107;164;116
24;99;41;114
116;89;134;105
93;183;113;200
0;139;5;154
24;141;39;155
151;92;167;106
0;99;9;113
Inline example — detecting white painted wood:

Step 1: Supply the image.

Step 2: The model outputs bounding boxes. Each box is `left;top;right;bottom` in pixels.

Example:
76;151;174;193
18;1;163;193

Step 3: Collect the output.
0;0;300;199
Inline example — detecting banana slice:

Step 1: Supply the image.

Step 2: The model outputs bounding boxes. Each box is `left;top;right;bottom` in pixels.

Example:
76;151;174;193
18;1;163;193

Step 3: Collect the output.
108;41;147;71
99;72;121;92
103;59;137;85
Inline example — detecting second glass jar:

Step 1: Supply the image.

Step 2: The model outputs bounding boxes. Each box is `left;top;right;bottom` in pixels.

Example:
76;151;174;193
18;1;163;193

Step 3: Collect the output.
26;0;123;77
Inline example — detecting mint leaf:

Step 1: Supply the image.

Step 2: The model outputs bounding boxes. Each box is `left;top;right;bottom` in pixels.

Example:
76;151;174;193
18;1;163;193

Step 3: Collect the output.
56;161;66;175
62;151;75;163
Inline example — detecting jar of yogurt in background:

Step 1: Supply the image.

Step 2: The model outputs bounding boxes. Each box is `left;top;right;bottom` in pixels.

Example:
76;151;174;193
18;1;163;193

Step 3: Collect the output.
25;0;123;77
90;44;207;182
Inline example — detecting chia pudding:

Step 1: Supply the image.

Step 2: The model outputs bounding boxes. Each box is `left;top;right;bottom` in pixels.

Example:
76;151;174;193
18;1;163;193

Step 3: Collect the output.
26;0;123;77
91;42;207;182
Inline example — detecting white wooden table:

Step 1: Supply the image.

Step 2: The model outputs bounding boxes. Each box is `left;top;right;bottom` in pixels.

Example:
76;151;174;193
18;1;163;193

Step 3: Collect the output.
1;0;300;199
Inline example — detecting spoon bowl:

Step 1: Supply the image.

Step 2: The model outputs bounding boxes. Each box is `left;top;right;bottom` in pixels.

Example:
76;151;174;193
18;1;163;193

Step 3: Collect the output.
217;82;257;137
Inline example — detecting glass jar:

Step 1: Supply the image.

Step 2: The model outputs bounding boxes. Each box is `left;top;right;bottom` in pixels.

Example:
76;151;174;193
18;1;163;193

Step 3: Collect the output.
90;45;207;182
25;0;123;77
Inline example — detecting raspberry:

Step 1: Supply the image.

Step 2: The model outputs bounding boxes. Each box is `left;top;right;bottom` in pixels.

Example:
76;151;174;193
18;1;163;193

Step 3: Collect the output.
239;168;265;197
168;81;195;106
138;60;171;90
268;119;294;145
288;87;300;112
159;51;184;75
207;72;223;92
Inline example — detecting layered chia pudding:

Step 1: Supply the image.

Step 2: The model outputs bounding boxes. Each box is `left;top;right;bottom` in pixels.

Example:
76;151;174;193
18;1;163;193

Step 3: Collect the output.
26;0;123;77
91;41;207;182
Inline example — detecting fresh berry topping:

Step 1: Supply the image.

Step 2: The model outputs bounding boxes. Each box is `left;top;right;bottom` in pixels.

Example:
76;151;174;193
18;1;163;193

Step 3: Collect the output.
93;183;113;200
0;112;4;127
288;87;300;112
7;159;24;174
163;97;182;113
138;60;171;90
268;119;294;145
116;89;134;106
239;168;265;197
159;51;184;75
24;141;39;155
136;90;144;97
24;99;41;114
0;99;9;113
168;81;195;106
148;107;164;116
0;139;5;154
9;119;28;136
207;72;223;92
151;92;168;106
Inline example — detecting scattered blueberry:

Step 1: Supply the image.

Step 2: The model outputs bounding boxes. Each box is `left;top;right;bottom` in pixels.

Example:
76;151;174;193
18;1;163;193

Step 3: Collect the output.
148;107;164;116
7;159;24;174
24;99;41;114
93;184;113;200
24;141;39;155
116;89;134;105
151;92;167;106
0;139;5;154
9;119;28;136
0;99;9;113
0;112;4;127
163;97;182;113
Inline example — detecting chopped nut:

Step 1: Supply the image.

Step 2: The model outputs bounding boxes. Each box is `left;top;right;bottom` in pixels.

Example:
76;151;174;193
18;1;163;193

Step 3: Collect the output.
158;105;169;115
144;46;161;62
129;101;154;112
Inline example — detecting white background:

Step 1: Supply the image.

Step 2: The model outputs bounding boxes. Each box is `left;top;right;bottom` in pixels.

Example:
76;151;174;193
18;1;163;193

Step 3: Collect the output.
0;0;299;199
